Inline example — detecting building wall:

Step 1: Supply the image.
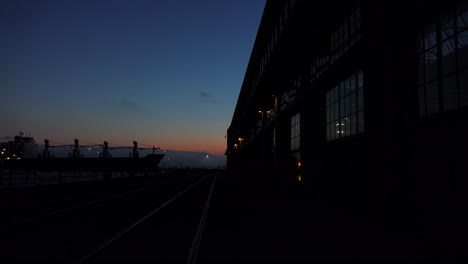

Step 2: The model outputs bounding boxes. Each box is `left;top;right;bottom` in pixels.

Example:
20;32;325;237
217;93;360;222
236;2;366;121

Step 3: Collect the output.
227;0;468;258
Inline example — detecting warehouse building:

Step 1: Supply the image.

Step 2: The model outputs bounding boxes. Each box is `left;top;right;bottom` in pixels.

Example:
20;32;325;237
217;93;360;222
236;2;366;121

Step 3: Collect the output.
227;0;468;258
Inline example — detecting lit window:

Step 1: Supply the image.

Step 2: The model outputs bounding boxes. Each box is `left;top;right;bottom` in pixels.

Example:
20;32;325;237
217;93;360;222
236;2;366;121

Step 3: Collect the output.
290;113;300;150
330;7;361;64
418;3;468;116
326;70;364;141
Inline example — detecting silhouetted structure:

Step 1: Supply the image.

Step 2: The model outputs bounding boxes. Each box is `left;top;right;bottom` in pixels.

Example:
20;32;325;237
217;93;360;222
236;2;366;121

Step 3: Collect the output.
227;0;468;259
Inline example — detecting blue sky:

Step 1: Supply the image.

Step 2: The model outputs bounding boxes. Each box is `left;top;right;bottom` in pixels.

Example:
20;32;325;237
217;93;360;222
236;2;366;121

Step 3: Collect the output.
0;0;265;154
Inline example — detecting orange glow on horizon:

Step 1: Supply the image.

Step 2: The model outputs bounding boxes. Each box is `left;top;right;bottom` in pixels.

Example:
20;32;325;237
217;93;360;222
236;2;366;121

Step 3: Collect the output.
30;133;227;155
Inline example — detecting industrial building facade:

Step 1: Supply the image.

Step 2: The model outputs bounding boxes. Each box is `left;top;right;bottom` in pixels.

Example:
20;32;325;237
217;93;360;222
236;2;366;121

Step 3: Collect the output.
227;0;468;258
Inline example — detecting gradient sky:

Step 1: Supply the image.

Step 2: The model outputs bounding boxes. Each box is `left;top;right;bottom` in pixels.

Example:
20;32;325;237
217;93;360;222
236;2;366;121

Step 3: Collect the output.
0;0;265;155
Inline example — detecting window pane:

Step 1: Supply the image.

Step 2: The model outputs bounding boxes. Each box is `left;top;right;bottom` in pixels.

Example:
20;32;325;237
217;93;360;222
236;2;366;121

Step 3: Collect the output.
418;53;425;85
418;85;426;117
345;116;351;136
357;88;364;110
460;69;468;107
334;121;340;139
349;74;356;91
340;99;345;118
330;103;335;121
344;95;350;116
442;39;457;75
331;121;336;140
334;103;339;120
343;79;349;95
340;118;347;137
441;11;456;40
426;81;440;115
424;32;437;49
357;70;364;88
424;47;438;82
326;92;330;106
458;30;468;70
333;87;338;102
357;111;365;133
424;24;437;49
327;124;331;141
442;74;458;111
457;4;468;30
350;113;357;135
442;37;456;57
340;82;345;98
350;91;357;113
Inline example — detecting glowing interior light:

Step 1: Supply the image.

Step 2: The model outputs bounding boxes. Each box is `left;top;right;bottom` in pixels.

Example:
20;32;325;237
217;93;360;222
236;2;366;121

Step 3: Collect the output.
298;175;302;181
297;162;301;167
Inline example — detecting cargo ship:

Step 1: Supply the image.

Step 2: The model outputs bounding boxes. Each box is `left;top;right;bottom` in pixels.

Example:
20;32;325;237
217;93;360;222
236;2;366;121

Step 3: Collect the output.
0;134;164;174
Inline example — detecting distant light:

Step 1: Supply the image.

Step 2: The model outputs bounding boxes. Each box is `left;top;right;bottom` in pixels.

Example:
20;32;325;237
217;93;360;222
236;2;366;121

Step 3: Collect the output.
6;157;10;160
1;151;3;155
206;155;209;158
259;111;262;113
88;148;91;151
297;162;301;167
298;175;302;182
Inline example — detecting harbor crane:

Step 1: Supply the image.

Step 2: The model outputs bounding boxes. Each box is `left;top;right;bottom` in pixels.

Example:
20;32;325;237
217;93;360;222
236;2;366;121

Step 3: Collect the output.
43;139;160;159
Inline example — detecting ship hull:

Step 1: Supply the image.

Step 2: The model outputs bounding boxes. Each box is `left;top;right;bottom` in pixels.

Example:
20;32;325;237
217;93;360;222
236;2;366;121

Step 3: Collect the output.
1;154;165;173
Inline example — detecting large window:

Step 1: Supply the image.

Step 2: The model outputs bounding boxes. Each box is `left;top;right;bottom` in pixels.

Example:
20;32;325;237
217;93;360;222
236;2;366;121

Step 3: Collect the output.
291;113;300;150
326;70;364;141
312;7;361;83
418;2;468;117
330;7;361;64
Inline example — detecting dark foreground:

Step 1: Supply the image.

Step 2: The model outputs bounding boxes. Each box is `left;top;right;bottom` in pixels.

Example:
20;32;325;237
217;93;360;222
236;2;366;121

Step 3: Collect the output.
0;170;465;262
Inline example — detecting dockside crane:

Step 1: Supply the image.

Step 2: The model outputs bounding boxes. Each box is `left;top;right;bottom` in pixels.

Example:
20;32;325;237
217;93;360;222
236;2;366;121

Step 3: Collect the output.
44;139;160;159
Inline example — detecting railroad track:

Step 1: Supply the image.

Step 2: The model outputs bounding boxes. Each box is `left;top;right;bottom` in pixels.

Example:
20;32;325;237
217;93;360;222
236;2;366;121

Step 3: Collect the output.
0;172;218;263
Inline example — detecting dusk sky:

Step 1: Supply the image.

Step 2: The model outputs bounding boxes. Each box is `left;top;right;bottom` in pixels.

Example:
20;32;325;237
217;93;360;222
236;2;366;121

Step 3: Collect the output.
0;0;265;155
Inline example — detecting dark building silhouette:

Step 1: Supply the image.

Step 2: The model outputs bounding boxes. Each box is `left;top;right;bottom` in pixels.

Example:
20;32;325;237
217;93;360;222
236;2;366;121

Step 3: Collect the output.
227;0;468;259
